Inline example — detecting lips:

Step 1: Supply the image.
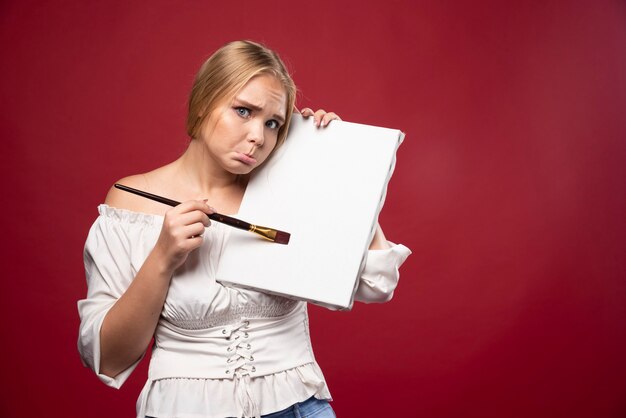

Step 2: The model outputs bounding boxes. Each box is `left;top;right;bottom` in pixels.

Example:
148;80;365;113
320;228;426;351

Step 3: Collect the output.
235;152;257;165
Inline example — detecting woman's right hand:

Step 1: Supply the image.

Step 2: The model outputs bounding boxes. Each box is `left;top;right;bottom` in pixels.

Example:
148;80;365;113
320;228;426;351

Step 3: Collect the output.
153;200;214;272
98;184;216;379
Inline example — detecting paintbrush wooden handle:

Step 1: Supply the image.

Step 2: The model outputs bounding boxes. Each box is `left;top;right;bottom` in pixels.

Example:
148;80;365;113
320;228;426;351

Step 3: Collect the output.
114;183;180;206
207;212;251;231
114;183;252;231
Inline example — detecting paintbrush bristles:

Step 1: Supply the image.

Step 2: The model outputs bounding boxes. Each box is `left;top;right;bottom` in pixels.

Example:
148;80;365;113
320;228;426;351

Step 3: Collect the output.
273;231;291;245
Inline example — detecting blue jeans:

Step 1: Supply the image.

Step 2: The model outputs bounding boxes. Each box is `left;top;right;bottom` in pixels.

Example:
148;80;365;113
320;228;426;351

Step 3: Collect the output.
261;396;335;418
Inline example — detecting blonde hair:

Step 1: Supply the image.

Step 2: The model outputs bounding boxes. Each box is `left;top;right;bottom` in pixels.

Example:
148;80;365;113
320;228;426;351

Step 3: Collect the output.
186;40;296;148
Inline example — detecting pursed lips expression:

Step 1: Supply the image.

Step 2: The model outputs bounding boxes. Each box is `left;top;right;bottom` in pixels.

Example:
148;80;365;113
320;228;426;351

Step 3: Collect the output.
198;74;288;175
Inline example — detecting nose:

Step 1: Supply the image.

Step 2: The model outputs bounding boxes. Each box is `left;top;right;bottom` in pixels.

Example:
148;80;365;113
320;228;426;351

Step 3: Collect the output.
247;121;265;147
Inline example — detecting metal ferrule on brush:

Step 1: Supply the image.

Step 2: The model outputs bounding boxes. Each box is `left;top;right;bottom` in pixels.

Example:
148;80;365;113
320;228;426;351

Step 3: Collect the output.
249;225;278;242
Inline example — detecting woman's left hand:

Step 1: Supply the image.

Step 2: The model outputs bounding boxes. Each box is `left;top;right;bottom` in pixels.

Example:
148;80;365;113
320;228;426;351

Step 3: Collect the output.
299;107;341;128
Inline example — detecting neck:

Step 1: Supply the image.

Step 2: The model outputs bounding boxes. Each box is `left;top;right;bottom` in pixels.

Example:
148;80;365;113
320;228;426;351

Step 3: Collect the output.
174;139;244;196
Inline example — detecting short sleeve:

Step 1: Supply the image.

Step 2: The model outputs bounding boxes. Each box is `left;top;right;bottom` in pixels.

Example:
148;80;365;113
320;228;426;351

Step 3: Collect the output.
77;212;144;388
354;242;411;304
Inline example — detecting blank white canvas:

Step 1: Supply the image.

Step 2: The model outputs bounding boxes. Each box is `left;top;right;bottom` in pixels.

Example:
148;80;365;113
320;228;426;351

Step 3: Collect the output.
216;116;404;310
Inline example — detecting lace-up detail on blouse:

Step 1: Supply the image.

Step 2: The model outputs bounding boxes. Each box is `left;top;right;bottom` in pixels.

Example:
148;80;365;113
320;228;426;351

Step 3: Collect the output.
224;320;255;376
224;320;260;417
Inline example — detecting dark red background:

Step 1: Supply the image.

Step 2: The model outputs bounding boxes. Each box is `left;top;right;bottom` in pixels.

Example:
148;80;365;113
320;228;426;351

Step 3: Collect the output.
1;1;625;417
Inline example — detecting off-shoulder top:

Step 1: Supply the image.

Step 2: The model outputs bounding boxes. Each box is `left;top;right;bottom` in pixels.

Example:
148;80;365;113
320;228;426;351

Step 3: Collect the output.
77;205;411;418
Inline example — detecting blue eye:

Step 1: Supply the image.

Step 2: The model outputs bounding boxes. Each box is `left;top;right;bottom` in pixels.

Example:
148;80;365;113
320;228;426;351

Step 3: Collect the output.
235;107;250;117
266;120;280;129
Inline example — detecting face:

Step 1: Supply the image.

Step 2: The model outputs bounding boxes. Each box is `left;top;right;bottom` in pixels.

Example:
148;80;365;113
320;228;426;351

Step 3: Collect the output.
197;74;288;176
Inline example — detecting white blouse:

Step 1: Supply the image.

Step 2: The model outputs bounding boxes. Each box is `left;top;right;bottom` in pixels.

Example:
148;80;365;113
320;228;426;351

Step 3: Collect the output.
78;205;411;418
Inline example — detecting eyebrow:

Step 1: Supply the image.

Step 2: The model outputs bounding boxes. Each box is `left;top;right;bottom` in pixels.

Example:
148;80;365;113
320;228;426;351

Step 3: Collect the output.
234;98;286;124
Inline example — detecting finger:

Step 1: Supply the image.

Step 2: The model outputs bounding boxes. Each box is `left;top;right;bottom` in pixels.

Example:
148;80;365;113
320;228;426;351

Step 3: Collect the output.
171;223;207;246
313;109;326;127
177;210;211;228
179;199;215;214
186;235;205;250
300;107;314;118
320;112;341;127
195;212;211;228
201;199;216;214
184;222;207;239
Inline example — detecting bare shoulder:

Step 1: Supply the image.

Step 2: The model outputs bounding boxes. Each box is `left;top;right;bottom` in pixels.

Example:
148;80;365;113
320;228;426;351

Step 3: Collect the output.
105;164;178;215
104;174;151;212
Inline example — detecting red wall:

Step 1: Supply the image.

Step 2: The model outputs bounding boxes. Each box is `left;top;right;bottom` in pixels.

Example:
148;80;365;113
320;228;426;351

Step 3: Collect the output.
1;1;625;417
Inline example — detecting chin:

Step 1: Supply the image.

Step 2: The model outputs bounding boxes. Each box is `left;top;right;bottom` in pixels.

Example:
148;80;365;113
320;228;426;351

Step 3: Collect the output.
228;164;256;176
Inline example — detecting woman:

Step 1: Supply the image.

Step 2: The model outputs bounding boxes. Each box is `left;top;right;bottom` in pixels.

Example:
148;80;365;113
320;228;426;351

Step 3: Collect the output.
78;40;411;418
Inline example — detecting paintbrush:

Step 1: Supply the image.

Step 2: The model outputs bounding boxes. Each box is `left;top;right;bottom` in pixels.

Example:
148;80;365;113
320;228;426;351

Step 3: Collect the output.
114;184;290;245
